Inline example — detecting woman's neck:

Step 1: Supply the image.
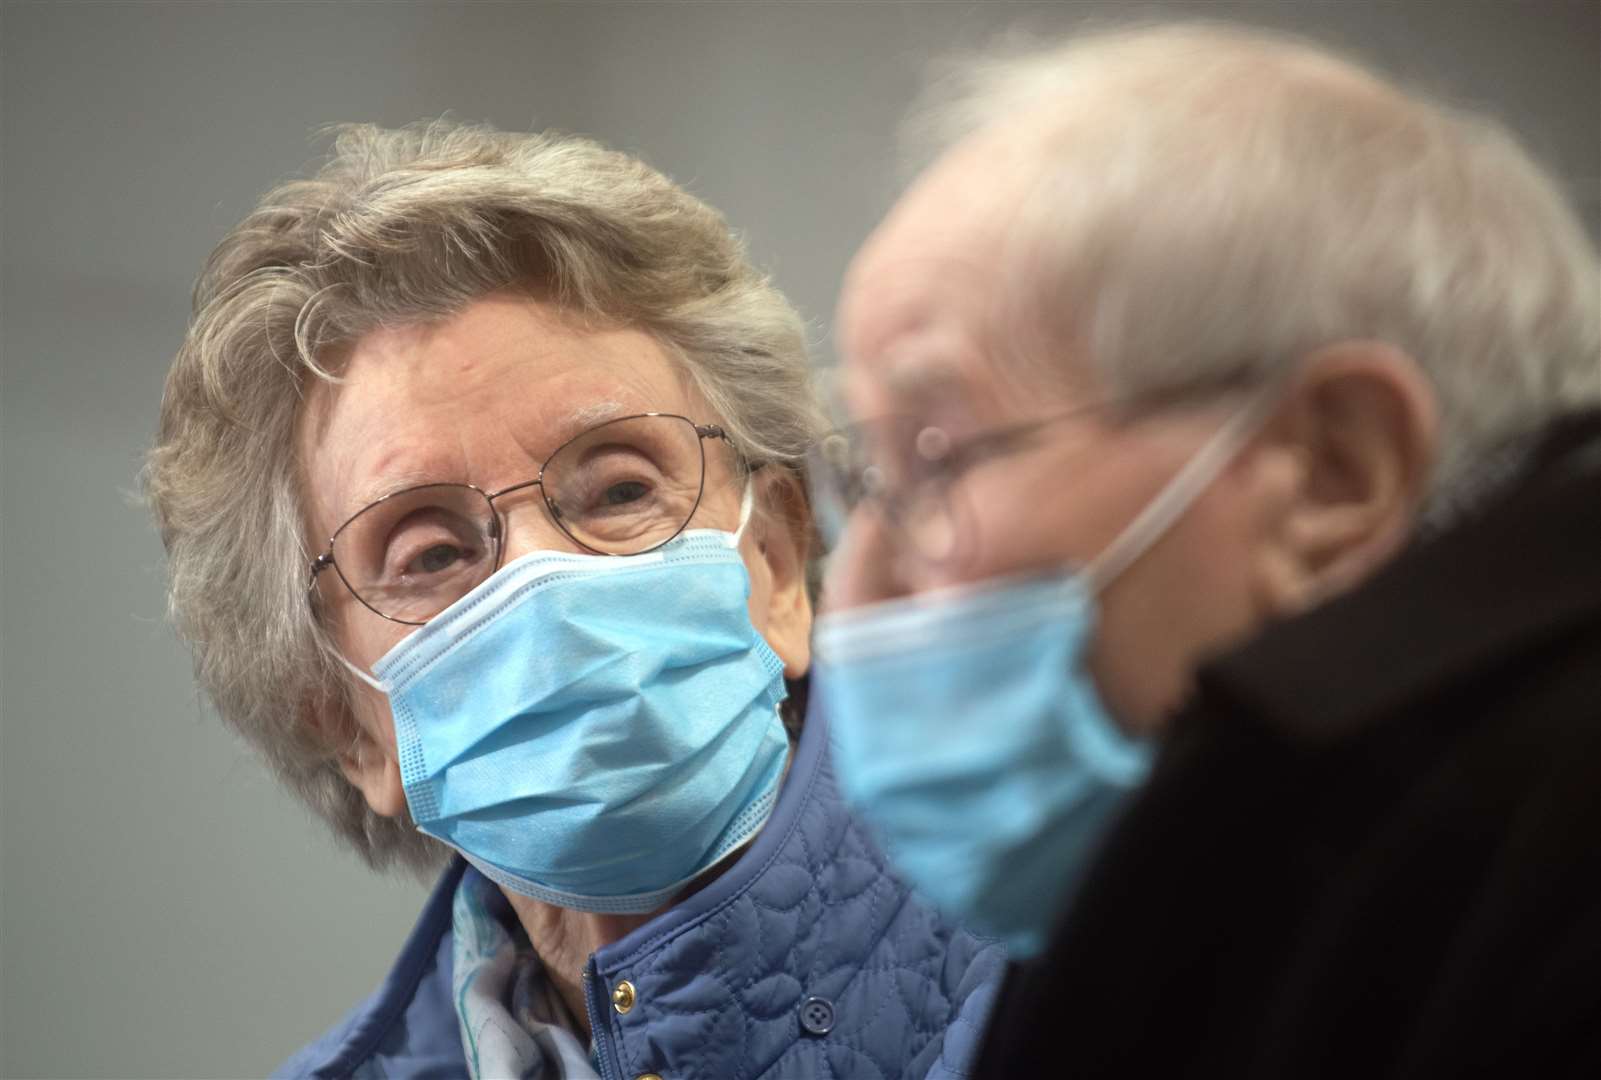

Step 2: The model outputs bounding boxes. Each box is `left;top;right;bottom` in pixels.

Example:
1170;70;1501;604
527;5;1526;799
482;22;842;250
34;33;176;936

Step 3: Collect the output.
503;895;654;1043
496;741;795;1041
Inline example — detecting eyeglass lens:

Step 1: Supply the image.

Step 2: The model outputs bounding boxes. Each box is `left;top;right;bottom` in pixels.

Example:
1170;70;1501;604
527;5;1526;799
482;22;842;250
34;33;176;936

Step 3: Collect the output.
331;414;708;622
808;421;962;564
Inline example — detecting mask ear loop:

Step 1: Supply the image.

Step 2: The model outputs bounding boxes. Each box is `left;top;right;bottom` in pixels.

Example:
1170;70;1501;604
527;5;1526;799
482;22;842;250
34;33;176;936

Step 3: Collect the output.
1082;384;1280;595
342;655;388;694
724;478;758;549
309;596;390;693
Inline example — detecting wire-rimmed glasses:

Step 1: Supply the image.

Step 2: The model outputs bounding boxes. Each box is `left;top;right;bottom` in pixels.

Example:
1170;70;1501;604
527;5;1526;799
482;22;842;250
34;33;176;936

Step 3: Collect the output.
308;412;733;624
806;403;1121;564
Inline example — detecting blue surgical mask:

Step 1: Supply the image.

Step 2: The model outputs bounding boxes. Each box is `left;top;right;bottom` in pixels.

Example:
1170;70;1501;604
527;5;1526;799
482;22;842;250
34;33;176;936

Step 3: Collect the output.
349;488;791;915
814;394;1272;956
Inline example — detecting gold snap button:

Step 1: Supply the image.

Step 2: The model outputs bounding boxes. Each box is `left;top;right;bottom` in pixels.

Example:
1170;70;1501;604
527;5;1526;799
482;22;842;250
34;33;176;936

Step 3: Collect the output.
636;1074;663;1080
611;979;637;1014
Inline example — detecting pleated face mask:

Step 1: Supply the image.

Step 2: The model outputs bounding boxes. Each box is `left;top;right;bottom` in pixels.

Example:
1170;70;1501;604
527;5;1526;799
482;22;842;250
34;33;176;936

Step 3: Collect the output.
348;487;791;914
816;391;1274;955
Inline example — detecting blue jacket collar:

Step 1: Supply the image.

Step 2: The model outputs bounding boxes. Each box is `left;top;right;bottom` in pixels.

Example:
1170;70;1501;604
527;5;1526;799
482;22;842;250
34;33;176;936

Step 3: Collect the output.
276;707;1005;1079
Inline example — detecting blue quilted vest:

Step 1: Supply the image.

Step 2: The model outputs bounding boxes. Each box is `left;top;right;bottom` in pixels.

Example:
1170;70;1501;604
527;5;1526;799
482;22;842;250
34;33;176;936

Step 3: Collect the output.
276;705;1007;1079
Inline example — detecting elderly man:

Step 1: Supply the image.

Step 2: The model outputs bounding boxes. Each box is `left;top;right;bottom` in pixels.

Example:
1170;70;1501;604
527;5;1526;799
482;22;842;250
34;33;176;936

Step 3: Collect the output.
147;122;1003;1079
813;23;1600;1077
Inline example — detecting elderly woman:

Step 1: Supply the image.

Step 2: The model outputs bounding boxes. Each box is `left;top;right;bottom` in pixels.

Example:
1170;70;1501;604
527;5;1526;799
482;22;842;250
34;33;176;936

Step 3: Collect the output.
146;122;1003;1079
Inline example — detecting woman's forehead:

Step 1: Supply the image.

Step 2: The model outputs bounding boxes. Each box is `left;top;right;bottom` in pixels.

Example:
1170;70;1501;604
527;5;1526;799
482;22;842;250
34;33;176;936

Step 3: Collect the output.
294;295;712;534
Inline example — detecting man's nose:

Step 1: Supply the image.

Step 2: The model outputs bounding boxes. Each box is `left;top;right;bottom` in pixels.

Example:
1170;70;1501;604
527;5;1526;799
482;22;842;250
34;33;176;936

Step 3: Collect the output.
822;506;920;612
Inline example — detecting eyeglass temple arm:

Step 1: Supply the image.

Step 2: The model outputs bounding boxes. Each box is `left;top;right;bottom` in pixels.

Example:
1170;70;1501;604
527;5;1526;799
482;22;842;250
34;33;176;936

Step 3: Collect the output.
307;551;334;590
941;401;1129;477
940;420;1052;477
697;424;772;476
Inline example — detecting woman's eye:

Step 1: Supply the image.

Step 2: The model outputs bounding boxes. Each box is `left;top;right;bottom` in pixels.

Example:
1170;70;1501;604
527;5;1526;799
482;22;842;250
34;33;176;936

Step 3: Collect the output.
410;543;464;575
603;480;651;507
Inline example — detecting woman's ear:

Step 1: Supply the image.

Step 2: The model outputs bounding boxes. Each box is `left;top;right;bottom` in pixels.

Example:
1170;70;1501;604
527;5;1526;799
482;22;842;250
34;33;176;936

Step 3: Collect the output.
308;696;408;819
1251;342;1439;614
745;467;814;679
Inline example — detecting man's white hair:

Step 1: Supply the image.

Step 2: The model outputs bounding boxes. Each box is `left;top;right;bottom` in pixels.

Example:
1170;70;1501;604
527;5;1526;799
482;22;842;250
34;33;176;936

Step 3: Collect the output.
913;22;1599;498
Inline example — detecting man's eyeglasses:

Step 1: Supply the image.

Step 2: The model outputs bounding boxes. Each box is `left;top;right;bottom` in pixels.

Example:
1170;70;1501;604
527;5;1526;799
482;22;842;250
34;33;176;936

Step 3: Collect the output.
807;403;1122;564
308;412;735;625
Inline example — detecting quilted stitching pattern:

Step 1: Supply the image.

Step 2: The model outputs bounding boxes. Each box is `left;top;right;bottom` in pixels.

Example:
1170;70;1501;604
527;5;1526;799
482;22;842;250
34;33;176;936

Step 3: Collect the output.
591;744;1006;1079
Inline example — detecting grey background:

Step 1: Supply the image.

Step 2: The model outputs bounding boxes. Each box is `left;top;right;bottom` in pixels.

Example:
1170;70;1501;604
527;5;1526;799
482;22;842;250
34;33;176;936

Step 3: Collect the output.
1;1;1595;1076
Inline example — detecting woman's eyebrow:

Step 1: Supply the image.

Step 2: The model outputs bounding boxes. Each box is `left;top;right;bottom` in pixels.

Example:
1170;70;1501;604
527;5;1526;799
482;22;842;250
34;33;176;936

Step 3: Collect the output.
342;467;447;520
531;400;633;456
336;401;639;523
563;399;629;429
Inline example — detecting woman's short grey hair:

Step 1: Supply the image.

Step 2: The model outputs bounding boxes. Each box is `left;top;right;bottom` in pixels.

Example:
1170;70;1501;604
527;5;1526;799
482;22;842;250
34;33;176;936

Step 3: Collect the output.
911;22;1600;501
146;121;826;874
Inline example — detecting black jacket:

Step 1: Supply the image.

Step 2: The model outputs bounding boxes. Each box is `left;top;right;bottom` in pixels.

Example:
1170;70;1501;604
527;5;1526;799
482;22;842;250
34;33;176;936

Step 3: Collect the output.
976;412;1601;1079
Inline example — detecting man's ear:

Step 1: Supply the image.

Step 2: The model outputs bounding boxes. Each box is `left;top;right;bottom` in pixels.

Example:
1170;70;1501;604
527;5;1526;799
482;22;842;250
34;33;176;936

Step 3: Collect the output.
309;696;408;819
748;467;814;679
1251;342;1439;614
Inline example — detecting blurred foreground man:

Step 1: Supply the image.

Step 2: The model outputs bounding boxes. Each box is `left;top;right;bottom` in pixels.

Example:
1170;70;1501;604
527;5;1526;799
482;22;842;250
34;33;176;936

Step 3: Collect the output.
813;23;1600;1077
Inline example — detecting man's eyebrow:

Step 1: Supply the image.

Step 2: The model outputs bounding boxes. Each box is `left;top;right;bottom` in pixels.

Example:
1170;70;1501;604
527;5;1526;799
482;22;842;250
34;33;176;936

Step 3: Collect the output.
881;357;967;406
